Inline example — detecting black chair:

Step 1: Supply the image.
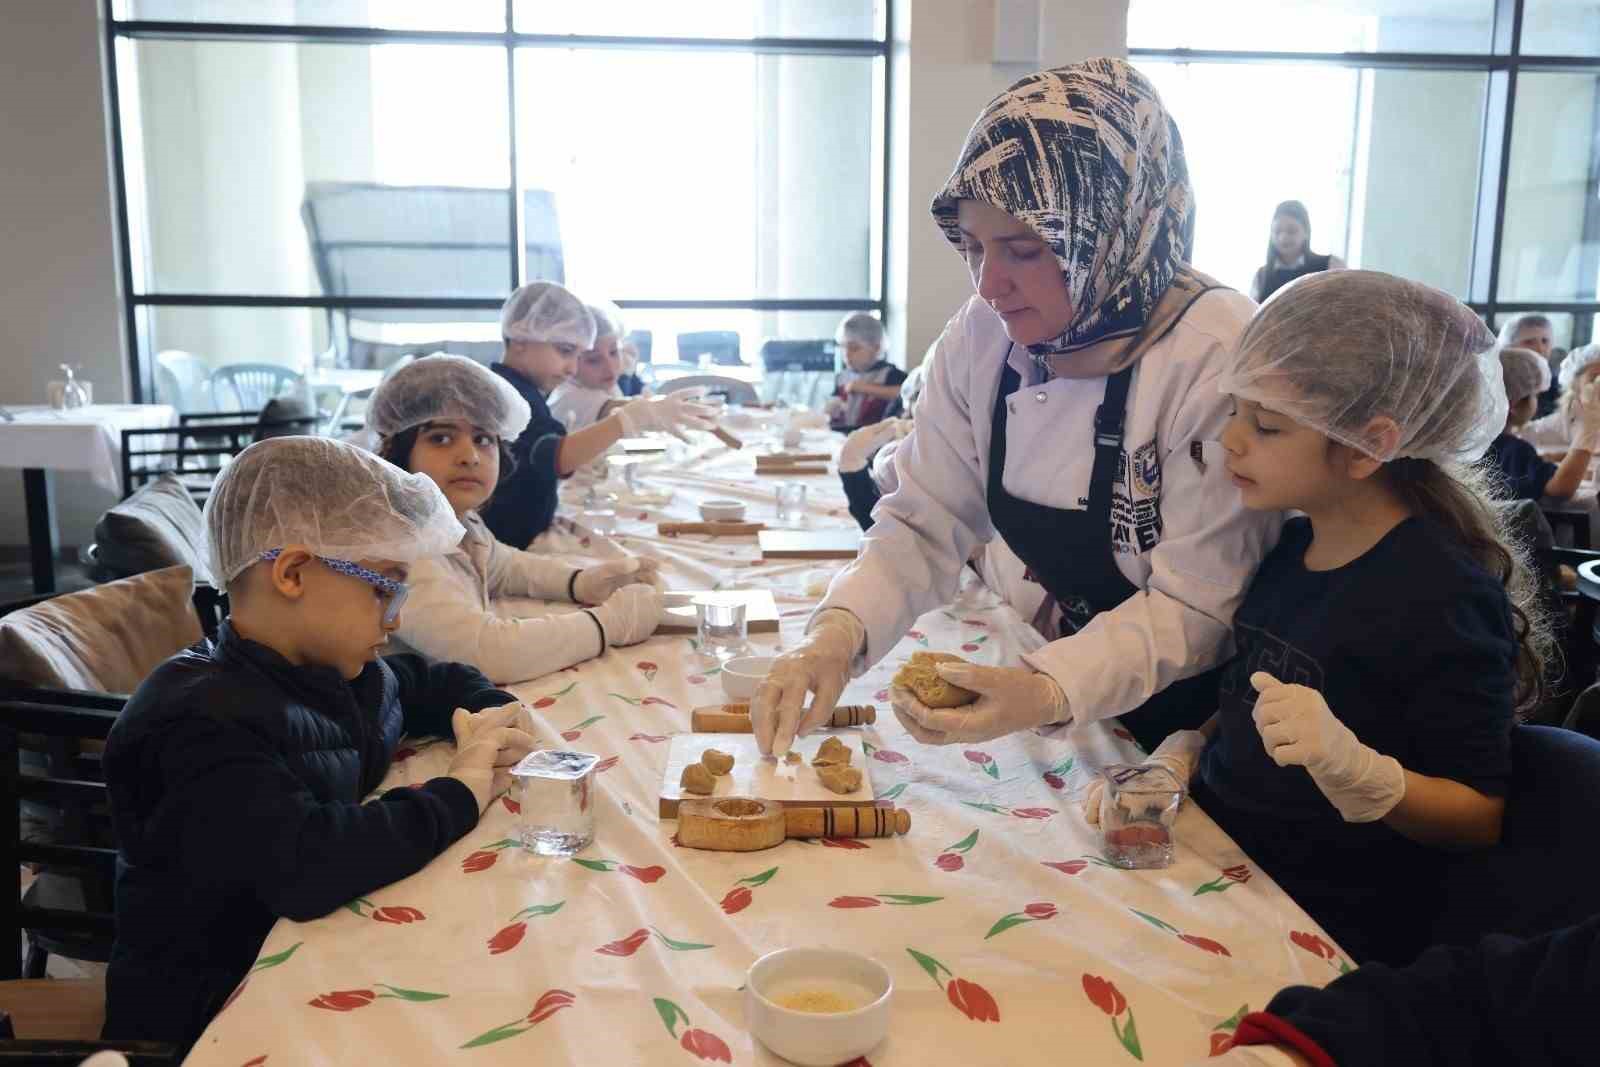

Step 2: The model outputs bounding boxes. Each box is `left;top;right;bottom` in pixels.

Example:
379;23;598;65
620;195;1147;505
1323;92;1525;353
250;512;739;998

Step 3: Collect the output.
1540;504;1591;550
759;339;836;408
1563;680;1600;741
624;329;653;364
677;330;743;367
1430;724;1600;949
121;410;319;503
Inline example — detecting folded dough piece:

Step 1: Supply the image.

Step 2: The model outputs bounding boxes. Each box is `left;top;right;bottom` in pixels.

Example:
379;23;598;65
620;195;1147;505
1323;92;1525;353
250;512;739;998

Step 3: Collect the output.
680;763;716;795
816;764;862;795
701;749;734;776
811;736;852;767
893;651;979;708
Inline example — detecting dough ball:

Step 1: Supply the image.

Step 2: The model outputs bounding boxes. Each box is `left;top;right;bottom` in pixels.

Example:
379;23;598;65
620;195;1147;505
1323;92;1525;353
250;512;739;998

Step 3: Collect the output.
701;748;735;776
680;763;716;795
892;651;978;708
783;751;802;764
817;764;863;795
812;736;852;767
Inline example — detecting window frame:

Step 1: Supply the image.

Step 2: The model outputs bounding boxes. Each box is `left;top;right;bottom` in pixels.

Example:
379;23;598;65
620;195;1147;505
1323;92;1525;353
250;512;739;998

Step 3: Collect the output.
103;0;894;402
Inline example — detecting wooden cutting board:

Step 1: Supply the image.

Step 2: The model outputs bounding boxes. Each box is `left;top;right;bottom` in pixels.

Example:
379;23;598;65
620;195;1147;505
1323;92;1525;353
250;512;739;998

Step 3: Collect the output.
658;589;780;634
659;733;875;818
620;437;670;454
759;528;862;560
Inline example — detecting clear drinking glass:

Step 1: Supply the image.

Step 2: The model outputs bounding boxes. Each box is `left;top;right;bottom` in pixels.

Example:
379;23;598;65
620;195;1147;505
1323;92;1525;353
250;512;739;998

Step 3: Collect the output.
1099;763;1182;869
695;594;748;658
512;750;600;856
775;482;807;527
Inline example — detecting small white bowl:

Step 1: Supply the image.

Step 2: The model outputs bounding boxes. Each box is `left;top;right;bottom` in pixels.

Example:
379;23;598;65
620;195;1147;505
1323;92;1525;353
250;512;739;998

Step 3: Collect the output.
720;655;775;701
699;499;747;523
746;948;892;1067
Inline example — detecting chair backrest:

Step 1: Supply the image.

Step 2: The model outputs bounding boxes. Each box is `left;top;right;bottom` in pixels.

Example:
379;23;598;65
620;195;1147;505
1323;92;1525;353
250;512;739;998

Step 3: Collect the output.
677;330;743;367
656;375;760;407
624;329;653;364
759;339;836;373
1430;724;1600;946
153;351;214;414
121;410;318;503
758;339;837;408
210;364;306;413
301;181;563;362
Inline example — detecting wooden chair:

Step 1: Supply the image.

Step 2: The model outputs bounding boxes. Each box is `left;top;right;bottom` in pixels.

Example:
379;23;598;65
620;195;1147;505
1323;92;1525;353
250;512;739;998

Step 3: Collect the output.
0;980;177;1063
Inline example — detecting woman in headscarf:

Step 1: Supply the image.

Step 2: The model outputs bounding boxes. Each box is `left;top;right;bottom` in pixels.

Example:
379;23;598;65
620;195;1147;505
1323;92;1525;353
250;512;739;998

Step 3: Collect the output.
752;58;1280;757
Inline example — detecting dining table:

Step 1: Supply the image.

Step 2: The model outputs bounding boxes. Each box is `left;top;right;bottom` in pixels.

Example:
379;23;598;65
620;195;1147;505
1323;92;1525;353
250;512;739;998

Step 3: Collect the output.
185;408;1348;1066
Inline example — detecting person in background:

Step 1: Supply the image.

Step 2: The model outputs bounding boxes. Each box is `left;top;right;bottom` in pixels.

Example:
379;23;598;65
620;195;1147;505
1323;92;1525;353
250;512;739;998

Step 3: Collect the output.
1517;342;1600;457
837;359;927;530
101;437;536;1051
1485;346;1598;502
482;282;717;548
1544;345;1569;416
1500;313;1559;418
826;311;906;432
550;302;630;431
1248;200;1346;303
1085;270;1548;967
1194;913;1600;1066
370;355;665;685
617;334;647;397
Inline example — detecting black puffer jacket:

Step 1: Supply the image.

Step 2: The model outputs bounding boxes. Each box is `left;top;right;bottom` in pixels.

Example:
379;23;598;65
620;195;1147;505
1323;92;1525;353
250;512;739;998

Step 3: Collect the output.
101;621;515;1049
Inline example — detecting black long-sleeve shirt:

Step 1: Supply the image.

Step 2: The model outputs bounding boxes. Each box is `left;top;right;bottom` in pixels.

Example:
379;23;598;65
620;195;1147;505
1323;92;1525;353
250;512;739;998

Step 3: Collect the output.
481;362;567;548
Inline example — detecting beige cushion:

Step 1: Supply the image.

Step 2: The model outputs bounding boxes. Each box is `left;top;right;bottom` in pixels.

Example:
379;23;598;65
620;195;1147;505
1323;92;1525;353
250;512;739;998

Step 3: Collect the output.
93;473;210;583
0;565;201;694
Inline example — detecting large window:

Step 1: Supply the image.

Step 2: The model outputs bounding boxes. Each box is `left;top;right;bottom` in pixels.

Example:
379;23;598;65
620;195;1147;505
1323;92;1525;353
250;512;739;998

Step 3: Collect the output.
106;1;888;406
1130;0;1600;351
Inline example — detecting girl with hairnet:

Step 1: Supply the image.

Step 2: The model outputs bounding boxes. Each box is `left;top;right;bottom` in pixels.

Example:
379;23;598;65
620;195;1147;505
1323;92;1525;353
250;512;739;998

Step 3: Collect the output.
1086;269;1551;967
1517;340;1600;456
483;282;717;548
369;354;666;686
752;59;1275;759
827;311;906;432
550;302;630;431
101;437;536;1051
1486;346;1600;502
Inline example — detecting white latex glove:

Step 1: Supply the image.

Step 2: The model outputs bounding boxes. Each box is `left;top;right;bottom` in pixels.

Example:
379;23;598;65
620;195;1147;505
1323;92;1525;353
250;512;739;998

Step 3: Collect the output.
572;556;661;604
1251;671;1405;823
615;392;718;442
837;419;902;473
451;701;535;748
891;662;1068;745
447;718;539;814
751;608;865;756
1572;380;1600;453
588;583;663;647
1183;1045;1310;1067
1082;729;1207;827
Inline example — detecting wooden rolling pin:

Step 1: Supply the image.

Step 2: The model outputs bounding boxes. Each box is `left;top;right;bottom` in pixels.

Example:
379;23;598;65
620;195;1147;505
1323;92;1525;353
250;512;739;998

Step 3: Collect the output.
755;464;828;476
711;426;744;450
658;521;766;537
677;796;911;851
756;452;830;465
690;703;876;732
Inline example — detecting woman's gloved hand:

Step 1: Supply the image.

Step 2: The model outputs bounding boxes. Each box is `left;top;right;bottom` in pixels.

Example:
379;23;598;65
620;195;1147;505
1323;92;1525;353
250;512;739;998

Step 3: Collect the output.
751;609;865;756
891;663;1068;745
1250;671;1405;823
1082;729;1207;826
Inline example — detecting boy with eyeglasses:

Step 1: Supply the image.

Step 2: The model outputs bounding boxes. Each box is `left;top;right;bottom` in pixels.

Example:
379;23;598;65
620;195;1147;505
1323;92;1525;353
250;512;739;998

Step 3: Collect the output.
101;437;537;1051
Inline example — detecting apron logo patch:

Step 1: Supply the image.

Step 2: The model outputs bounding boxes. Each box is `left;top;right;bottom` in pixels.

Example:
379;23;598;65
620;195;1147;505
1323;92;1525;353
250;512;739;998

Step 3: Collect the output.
1110;440;1163;555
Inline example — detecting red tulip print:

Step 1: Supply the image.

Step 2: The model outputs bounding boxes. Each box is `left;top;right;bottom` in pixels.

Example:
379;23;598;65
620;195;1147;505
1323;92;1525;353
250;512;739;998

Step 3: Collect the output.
831;893;941;908
1210;1032;1236;1056
1113;727;1135;742
680;1029;732;1062
637;660;658;682
1223;864;1250;883
874;748;909;764
986;901;1058;938
642;696;677;708
622;864;665;883
596;928;651;957
875;688;889;701
530;681;578;710
1043;772;1065;789
1010;807;1057;820
1082;974;1142;1059
488;923;527;955
1024;902;1057;919
560;714;604;742
393;745;416;762
1194;864;1252;895
462;850;498;873
460;988;576;1048
653;997;731;1061
533;697;557;709
594;755;620;773
241;1057;268;1066
829;895;882;908
629;733;669;742
963;750;1000;779
310;984;446;1012
501;793;521;815
934;852;964;872
720;886;752;914
1207;1003;1251;1058
688;674;706;684
961;643;980;652
1178;933;1231;957
907;949;1000;1023
372;906;425;924
1043;859;1088;876
1290;930;1352;973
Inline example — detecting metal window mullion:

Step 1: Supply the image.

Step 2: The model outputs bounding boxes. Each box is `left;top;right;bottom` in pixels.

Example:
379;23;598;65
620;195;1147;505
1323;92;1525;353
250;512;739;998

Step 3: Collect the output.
504;1;521;295
1468;0;1522;310
128;294;883;312
104;0;144;404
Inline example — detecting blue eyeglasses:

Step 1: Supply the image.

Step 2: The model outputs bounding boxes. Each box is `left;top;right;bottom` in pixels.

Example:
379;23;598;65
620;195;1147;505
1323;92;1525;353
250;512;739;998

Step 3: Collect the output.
258;549;410;626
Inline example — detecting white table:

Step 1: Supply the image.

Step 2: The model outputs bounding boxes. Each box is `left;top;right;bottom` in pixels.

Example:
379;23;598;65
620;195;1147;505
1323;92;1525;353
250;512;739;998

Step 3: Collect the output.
0;403;176;592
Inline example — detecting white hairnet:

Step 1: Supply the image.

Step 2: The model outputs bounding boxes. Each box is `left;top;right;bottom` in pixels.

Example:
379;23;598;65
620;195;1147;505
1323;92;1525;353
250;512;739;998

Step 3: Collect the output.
205;436;465;584
1559;342;1600;393
500;282;597;348
1497;312;1552;348
1500;347;1547;407
1217;270;1505;463
366;353;531;441
835;311;885;352
586;301;626;341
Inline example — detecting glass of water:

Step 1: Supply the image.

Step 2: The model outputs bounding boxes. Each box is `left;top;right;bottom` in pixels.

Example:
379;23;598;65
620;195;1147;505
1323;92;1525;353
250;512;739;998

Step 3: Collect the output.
1098;763;1182;870
695;594;748;658
512;750;600;856
775;482;808;527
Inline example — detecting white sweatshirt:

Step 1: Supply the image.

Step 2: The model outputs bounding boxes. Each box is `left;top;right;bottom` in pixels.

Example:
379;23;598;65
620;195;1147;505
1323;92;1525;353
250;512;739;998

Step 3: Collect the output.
818;292;1284;725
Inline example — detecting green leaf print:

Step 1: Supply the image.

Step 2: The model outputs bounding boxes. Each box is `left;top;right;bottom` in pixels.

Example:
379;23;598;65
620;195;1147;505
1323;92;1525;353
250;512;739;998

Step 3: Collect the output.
1115;1010;1144;1060
877;894;943;906
906;948;948;987
376;984;449;1002
738;867;779;888
984;913;1033;939
512;902;565;920
460;1023;529;1049
572;858;615;872
250;942;302;973
653;997;690;1037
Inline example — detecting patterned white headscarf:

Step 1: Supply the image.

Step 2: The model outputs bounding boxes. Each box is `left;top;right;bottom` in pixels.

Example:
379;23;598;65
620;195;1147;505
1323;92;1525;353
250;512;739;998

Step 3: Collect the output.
931;58;1195;371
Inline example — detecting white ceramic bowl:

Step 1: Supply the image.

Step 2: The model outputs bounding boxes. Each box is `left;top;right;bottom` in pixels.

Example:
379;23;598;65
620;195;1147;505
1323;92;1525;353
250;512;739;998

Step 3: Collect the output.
746;948;892;1067
720;655;775;701
699;499;748;523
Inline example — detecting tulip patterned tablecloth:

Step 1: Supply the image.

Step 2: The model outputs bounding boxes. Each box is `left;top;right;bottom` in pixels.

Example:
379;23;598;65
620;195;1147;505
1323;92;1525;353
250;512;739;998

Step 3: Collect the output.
185;420;1349;1067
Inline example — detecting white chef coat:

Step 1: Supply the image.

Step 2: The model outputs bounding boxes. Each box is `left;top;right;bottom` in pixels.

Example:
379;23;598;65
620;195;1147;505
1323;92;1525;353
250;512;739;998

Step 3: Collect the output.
392;512;605;685
1517;404;1576;451
819;292;1284;725
548;382;621;431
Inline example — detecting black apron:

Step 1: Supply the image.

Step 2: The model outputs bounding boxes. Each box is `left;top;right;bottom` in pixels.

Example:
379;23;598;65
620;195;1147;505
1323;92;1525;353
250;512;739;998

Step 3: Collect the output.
1260;252;1331;302
986;355;1220;751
